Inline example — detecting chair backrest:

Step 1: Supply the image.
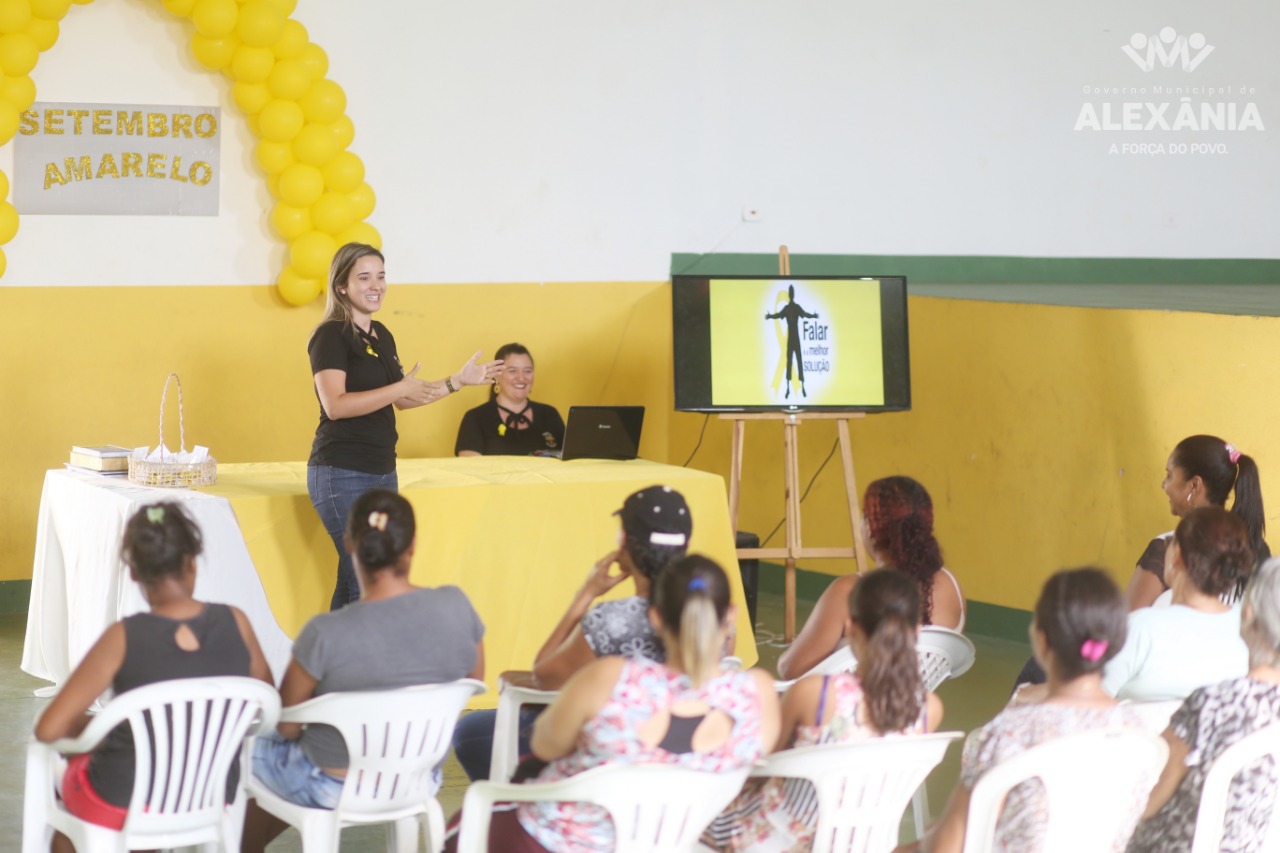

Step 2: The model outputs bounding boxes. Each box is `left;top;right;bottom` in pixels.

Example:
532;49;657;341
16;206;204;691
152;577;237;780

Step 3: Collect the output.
1119;699;1183;735
753;732;963;853
292;679;485;817
962;728;1167;853
97;677;280;836
916;626;975;691
1190;722;1280;853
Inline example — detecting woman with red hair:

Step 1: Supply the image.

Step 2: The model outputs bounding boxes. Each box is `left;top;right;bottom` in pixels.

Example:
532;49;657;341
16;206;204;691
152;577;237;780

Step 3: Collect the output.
777;476;965;679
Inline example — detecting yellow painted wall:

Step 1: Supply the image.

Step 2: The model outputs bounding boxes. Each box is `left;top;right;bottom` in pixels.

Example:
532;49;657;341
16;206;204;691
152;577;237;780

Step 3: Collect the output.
4;285;1279;614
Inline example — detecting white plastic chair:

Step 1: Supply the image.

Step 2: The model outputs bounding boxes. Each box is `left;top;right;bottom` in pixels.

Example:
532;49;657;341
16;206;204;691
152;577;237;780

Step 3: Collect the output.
774;645;858;692
246;679;485;853
961;728;1168;853
457;762;751;853
750;731;963;853
1120;699;1183;735
1190;722;1280;853
22;676;281;853
916;626;975;691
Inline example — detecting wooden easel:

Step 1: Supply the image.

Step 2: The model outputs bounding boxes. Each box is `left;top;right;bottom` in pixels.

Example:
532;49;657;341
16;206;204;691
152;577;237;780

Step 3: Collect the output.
724;246;871;640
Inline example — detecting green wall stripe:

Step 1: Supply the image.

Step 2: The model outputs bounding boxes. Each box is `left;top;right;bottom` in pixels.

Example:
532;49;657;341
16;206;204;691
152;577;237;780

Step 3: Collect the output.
670;253;1280;317
0;579;31;615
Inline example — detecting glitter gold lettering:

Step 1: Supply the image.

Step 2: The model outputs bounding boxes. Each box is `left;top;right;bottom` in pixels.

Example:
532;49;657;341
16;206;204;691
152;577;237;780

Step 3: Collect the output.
121;152;143;177
117;111;142;135
169;155;187;183
92;110;111;135
68;110;89;134
147;113;168;137
146;153;165;178
189;161;213;185
43;161;68;190
194;113;217;138
66;156;92;182
19;110;37;135
96;153;120;179
171;113;193;138
44;109;64;135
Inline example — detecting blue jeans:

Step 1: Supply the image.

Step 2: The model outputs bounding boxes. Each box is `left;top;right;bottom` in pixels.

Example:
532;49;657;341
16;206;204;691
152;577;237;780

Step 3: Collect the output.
251;734;344;809
452;707;544;782
308;464;398;610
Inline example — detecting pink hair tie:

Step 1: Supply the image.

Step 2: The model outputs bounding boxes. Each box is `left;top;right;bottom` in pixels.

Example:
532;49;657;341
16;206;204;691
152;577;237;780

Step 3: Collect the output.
1080;638;1109;662
1225;442;1242;464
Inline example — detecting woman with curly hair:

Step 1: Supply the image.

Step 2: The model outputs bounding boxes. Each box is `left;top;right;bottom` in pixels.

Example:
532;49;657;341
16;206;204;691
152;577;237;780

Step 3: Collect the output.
777;476;964;680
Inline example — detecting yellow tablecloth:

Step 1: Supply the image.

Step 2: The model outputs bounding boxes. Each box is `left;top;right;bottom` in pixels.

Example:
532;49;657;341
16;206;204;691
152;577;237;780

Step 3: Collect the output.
200;458;757;707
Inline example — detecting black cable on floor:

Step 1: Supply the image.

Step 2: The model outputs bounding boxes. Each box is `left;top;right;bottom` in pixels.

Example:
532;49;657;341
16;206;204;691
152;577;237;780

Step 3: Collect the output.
760;437;840;547
681;413;711;467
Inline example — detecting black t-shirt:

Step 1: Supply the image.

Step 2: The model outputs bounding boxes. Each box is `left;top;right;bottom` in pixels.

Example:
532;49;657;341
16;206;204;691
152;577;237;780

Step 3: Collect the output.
454;398;565;456
308;319;403;474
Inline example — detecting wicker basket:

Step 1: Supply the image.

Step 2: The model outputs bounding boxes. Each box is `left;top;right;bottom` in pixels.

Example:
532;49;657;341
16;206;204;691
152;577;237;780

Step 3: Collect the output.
128;373;218;488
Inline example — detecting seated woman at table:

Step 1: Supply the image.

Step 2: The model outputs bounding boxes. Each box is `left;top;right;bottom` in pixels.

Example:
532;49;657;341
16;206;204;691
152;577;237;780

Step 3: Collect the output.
455;343;565;456
899;568;1149;853
34;503;272;847
1126;554;1280;853
777;475;965;679
704;568;944;852
1101;506;1253;702
451;484;693;781
444;554;780;853
242;488;485;852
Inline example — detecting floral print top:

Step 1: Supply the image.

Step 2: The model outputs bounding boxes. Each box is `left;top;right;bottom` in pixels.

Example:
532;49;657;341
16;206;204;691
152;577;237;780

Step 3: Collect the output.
580;597;665;662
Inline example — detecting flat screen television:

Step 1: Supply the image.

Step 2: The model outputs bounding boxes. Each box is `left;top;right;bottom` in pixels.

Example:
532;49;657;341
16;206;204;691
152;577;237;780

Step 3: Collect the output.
672;274;910;413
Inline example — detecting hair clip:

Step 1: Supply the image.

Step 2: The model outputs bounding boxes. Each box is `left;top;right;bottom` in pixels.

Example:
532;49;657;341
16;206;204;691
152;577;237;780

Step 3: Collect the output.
1225;442;1242;464
367;511;389;531
146;506;165;524
688;576;708;592
1080;638;1109;662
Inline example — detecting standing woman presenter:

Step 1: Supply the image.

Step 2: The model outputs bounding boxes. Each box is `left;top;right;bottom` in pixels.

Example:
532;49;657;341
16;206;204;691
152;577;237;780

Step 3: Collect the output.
308;242;501;610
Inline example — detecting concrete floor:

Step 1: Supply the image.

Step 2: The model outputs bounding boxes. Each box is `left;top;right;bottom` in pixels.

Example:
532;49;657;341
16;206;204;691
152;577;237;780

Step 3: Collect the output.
2;591;1031;851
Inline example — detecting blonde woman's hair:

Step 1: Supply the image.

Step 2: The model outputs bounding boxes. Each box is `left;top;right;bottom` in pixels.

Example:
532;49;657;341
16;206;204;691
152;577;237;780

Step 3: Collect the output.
319;242;385;340
651;554;730;687
1243;556;1280;668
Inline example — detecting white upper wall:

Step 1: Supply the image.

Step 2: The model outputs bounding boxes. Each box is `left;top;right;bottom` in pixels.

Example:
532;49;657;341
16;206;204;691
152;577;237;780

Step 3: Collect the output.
4;0;1277;285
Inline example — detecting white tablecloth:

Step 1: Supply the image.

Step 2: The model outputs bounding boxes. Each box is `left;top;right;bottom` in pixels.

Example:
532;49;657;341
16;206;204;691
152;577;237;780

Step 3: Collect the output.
21;470;294;688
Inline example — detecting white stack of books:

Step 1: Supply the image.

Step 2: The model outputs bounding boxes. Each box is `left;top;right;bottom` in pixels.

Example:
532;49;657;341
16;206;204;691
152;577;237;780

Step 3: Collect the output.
68;445;132;476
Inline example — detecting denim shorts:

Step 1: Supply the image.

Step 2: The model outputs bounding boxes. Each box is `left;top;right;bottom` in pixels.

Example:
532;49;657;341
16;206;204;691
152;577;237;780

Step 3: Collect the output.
251;733;344;810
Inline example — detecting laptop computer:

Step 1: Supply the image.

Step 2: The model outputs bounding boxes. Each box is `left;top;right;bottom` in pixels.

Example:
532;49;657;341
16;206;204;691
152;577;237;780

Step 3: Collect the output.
552;406;645;461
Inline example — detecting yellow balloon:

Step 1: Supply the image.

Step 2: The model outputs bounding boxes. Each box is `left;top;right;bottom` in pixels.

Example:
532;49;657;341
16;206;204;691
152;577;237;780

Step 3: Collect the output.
311;191;355;233
30;0;71;21
0;201;19;244
191;0;237;37
0;169;11;200
337;221;381;250
348;182;375;220
266;57;310;100
232;80;270;115
278;162;324;206
257;98;303;142
25;18;57;52
321;150;363;193
290;230;337;279
234;0;283;48
230;44;273;83
277;265;322;305
191;33;237;71
0;74;36;111
0;99;19;144
255;138;294;174
0;2;32;34
263;0;295;17
71;0;92;5
296;42;327;78
0;33;39;76
270;202;311;239
266;172;280;198
272;18;306;58
329;114;354;149
0;247;7;279
300;78;344;124
292;122;338;166
160;0;197;17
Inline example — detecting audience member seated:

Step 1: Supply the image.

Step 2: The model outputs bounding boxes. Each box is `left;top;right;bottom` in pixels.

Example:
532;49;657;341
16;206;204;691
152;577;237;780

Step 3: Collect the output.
1102;507;1252;702
1126;555;1280;853
901;568;1147;853
778;476;964;680
703;569;944;852
444;554;780;853
455;342;565;456
1126;435;1267;610
34;503;271;851
451;484;692;781
242;489;485;852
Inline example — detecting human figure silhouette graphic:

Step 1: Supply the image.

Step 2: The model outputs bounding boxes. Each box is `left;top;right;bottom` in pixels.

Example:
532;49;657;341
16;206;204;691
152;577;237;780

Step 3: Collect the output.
764;284;819;398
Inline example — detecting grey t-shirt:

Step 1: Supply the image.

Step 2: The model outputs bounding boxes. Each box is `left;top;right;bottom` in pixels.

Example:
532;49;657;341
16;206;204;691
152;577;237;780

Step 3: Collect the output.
580;596;665;662
292;586;484;767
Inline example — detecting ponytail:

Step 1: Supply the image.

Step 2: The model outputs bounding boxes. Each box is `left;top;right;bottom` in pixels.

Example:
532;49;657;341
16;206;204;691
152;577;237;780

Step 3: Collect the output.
1232;453;1266;562
850;569;923;733
651;555;731;687
345;489;416;574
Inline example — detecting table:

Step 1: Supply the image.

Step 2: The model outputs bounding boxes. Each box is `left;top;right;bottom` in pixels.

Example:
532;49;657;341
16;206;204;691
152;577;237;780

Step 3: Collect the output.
23;458;757;708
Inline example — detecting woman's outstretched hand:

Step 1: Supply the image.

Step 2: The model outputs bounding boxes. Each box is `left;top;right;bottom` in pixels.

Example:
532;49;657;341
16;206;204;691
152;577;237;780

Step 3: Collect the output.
399;362;443;404
457;350;503;386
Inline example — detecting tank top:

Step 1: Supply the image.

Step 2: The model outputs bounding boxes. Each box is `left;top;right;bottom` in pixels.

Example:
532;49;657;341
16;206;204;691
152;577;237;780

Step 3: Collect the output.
87;603;252;806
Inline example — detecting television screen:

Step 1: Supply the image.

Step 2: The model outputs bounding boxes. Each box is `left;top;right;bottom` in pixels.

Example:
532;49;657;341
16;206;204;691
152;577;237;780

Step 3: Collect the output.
672;275;910;413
